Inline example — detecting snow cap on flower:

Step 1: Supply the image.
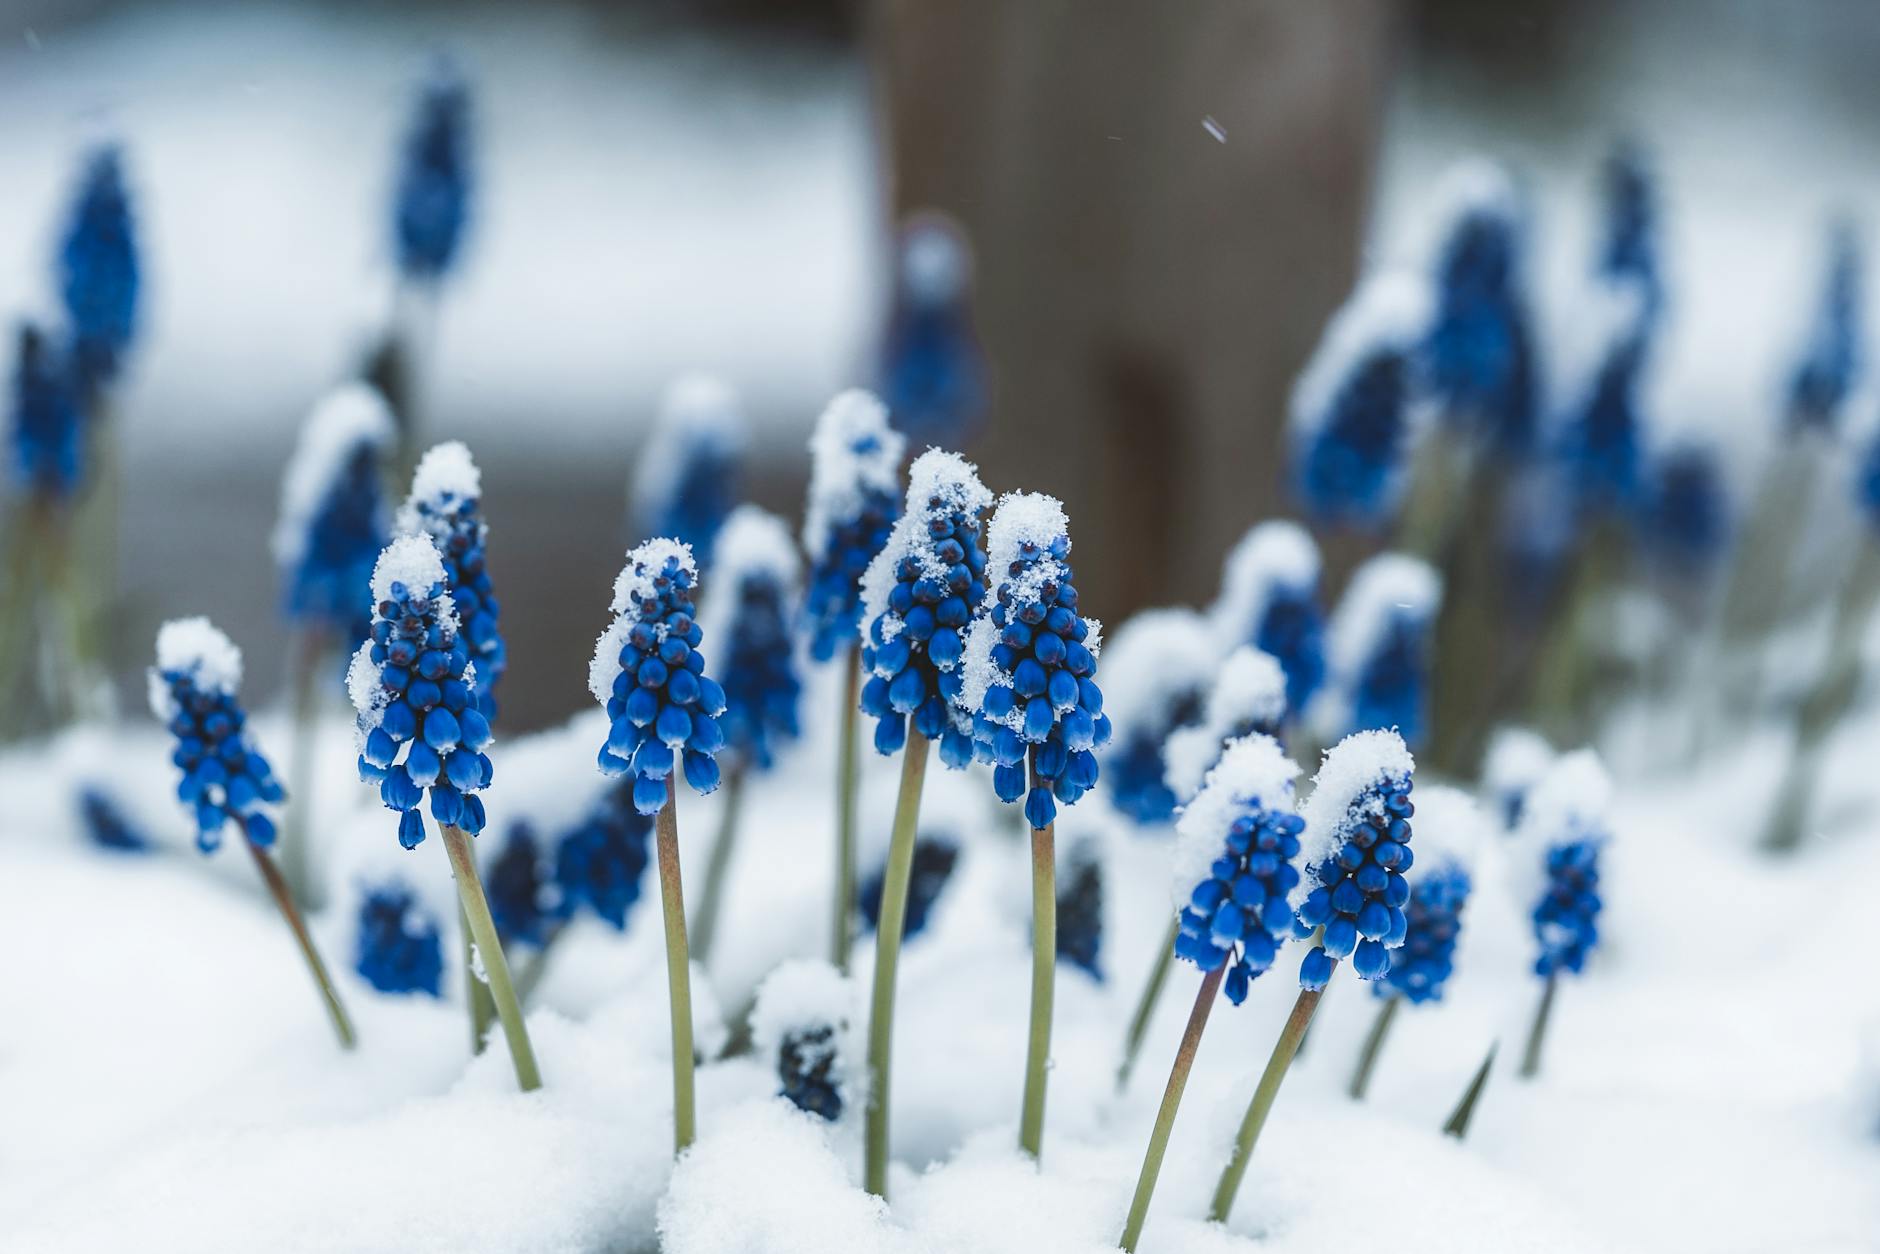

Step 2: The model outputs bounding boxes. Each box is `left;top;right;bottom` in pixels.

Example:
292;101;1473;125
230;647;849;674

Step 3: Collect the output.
1482;725;1555;832
1514;748;1612;978
1293;730;1416;989
1169;734;1305;1004
275;383;396;633
149;618;286;853
1208;520;1326;714
554;780;654;929
1788;221;1862;434
1636;436;1730;576
751;959;856;1122
1315;552;1442;750
8;321;84;501
394;55;473;281
1377;785;1483;1005
881;212;987;447
696;505;804;772
57;141;140;387
1099;607;1218;826
630;374;747;568
1163;646;1288;804
856;447;991;765
349;534;495;848
960;491;1107;827
802;389;905;661
1289;271;1433;530
590;538;729;814
354;881;444;996
398;441;505;719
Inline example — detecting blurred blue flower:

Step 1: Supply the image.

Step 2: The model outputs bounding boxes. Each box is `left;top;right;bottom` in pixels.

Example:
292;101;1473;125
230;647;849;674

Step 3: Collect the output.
78;786;149;853
149;619;287;854
881;215;987;447
57;143;140;389
630;376;746;569
1320;554;1441;751
554;780;654;930
1597;141;1663;317
354;882;444;996
8;322;83;501
400;441;505;719
394;58;473;282
700;507;803;772
858;831;957;940
276;385;395;643
802;390;905;662
1637;441;1730;576
1788;222;1861;433
1056;839;1104;981
487;822;555;947
1378;860;1469;1005
1293;731;1417;989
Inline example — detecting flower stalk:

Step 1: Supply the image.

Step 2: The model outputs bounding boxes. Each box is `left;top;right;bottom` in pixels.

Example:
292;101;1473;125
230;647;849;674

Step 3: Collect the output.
863;728;930;1198
1519;971;1558;1080
440;822;541;1091
833;647;862;973
1210;972;1333;1223
243;836;355;1050
1018;768;1055;1160
654;782;697;1150
691;764;746;967
1119;965;1224;1252
1346;992;1401;1101
1443;1042;1498;1139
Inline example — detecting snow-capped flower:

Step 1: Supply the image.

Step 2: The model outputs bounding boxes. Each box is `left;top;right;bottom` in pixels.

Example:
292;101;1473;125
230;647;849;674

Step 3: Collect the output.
348;534;496;848
1481;726;1555;832
554;780;654;929
1376;786;1482;1005
9;322;83;501
751;960;855;1122
881;214;986;447
630;375;747;569
1293;730;1417;989
486;822;556;947
1208;521;1326;714
961;492;1107;828
1517;749;1611;979
1788;222;1862;433
1163;646;1288;804
858;832;958;940
275;384;396;637
148;618;287;853
1597;141;1662;315
1288;271;1433;530
354;882;444;996
1315;553;1442;750
394;56;473;282
1169;734;1304;1005
802;390;905;662
1056;835;1104;980
398;441;505;719
1099;608;1217;826
856;447;990;764
78;785;149;853
1636;438;1731;576
1555;280;1654;516
590;538;729;815
56;143;140;388
696;506;803;772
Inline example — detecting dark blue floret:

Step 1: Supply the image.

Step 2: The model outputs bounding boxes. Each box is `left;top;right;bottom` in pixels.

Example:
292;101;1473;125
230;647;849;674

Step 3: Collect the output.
1534;837;1603;977
487;822;554;946
1056;844;1104;980
1378;860;1469;1005
78;786;149;852
57;143;139;389
1637;443;1730;576
880;218;986;447
394;58;473;282
9;322;84;501
1172;769;1304;1006
1425;188;1536;457
1295;770;1415;990
1789;223;1861;433
778;1025;844;1121
858;833;958;940
713;562;803;772
354;883;444;996
554;780;654;929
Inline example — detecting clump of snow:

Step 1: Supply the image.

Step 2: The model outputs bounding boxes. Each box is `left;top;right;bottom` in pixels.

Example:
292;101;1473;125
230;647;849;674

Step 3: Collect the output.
395;439;483;536
900;213;971;304
588;537;699;705
629;373;747;532
1299;729;1415;886
1097;607;1219;746
1514;747;1613;849
345;641;386;733
856;447;991;646
747;959;858;1111
269;382;395;571
696;505;802;654
1162;647;1289;803
802;389;904;563
1408;784;1487;874
1288;270;1435;443
1207;519;1321;647
368;532;452;609
1323;552;1442;685
1482;726;1556;831
146;617;243;720
1169;733;1300;909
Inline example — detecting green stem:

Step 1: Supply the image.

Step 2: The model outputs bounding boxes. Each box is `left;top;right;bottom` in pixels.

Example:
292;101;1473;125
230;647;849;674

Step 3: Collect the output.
1518;972;1557;1080
1018;798;1055;1160
833;648;862;973
1116;918;1180;1093
281;628;327;910
1346;993;1400;1101
243;837;355;1050
461;899;497;1053
864;729;931;1199
690;765;746;967
513;928;562;1008
1209;969;1334;1223
653;780;697;1150
1119;965;1224;1252
439;823;542;1091
1442;1041;1498;1139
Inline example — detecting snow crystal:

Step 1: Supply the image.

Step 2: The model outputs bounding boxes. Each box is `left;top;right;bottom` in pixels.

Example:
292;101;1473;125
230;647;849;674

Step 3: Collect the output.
1169;732;1300;910
629;373;747;528
1408;784;1487;874
346;640;386;730
269;381;395;571
1288;270;1435;442
1162;646;1289;803
802;389;904;563
1482;725;1556;830
1323;552;1442;685
696;505;802;656
368;533;451;609
856;447;991;647
1299;729;1415;886
395;439;482;536
147;617;243;720
1208;519;1320;647
588;538;699;705
1096;607;1219;744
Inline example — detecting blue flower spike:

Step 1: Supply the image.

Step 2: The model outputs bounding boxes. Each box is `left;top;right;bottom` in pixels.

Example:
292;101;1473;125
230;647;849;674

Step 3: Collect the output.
1056;833;1105;980
553;782;655;931
1163;646;1289;806
399;441;505;719
149;618;355;1049
1556;278;1656;520
1315;553;1442;751
630;375;747;570
57;142;140;392
1288;272;1434;532
1209;520;1327;717
1516;749;1612;1080
394;56;473;284
1787;221;1862;434
1098;608;1219;827
881;213;987;447
1119;733;1302;1252
857;830;959;941
751;959;855;1124
1597;140;1663;317
354;880;445;997
802;389;906;663
276;384;397;644
9;321;84;503
1636;438;1731;582
487;822;557;947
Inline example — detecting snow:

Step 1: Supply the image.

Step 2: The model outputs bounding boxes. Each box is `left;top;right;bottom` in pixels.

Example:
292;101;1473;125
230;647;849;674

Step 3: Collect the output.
1098;608;1220;747
1169;733;1301;909
368;532;451;609
1287;269;1435;444
899;214;971;305
269;382;396;572
1298;729;1416;885
396;439;483;534
146;616;243;719
695;504;802;664
1162;647;1289;803
1324;552;1443;685
802;389;905;564
629;373;748;535
1408;784;1487;874
1482;726;1557;830
589;537;699;705
856;448;991;647
1514;748;1614;849
1207;520;1320;648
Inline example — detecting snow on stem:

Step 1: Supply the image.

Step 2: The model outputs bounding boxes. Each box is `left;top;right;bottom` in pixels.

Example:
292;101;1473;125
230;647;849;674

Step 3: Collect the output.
863;728;931;1198
440;822;541;1091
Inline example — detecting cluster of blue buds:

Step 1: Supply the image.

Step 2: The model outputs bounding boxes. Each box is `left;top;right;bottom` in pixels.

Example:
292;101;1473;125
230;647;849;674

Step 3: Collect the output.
57;143;140;389
962;492;1108;829
1637;441;1730;577
148;618;287;853
1556;282;1652;518
698;506;803;772
1294;730;1417;990
354;882;444;996
880;214;987;447
1056;837;1104;980
349;535;496;848
1376;786;1481;1006
801;390;905;662
1097;608;1215;826
486;822;555;947
9;322;83;501
1162;646;1290;804
1288;272;1433;532
399;441;505;718
394;57;473;282
630;376;747;569
591;538;728;815
857;447;991;764
554;780;654;929
751;960;853;1123
1788;222;1862;433
79;785;150;853
275;385;395;641
1169;734;1304;1005
1319;553;1441;751
1518;749;1612;979
859;831;958;940
1210;521;1326;715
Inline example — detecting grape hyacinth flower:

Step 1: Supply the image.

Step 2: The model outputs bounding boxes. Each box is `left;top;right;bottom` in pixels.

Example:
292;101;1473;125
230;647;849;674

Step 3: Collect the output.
1119;734;1302;1252
1636;438;1731;581
79;785;150;852
1558;253;1656;520
398;441;505;719
57;143;141;392
393;57;473;284
8;322;84;503
1212;730;1417;1224
487;822;556;948
750;960;855;1124
856;446;990;1197
1208;520;1326;716
1597;141;1664;319
1099;608;1218;827
857;831;959;941
1056;835;1104;981
1163;646;1289;805
1516;749;1612;1079
1314;553;1442;750
554;781;655;931
1787;222;1862;433
1288;271;1434;532
276;384;397;645
629;376;747;570
349;535;537;1088
590;538;728;1150
149;618;355;1048
880;213;987;447
354;881;445;997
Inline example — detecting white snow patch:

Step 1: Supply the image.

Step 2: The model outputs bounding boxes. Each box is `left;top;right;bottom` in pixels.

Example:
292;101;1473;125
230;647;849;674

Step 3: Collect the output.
1299;729;1415;888
1514;748;1614;850
801;389;904;564
368;533;452;610
900;214;970;305
1481;726;1556;831
629;373;748;537
1162;646;1289;803
345;641;386;733
589;538;700;705
1169;732;1300;910
147;617;243;720
1208;519;1321;648
395;439;483;537
1408;784;1487;875
1288;270;1434;444
1098;608;1219;748
269;381;395;572
856;447;990;649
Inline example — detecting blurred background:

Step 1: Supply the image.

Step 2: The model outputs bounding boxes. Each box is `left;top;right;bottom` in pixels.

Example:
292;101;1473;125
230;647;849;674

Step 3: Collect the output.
2;0;1879;735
